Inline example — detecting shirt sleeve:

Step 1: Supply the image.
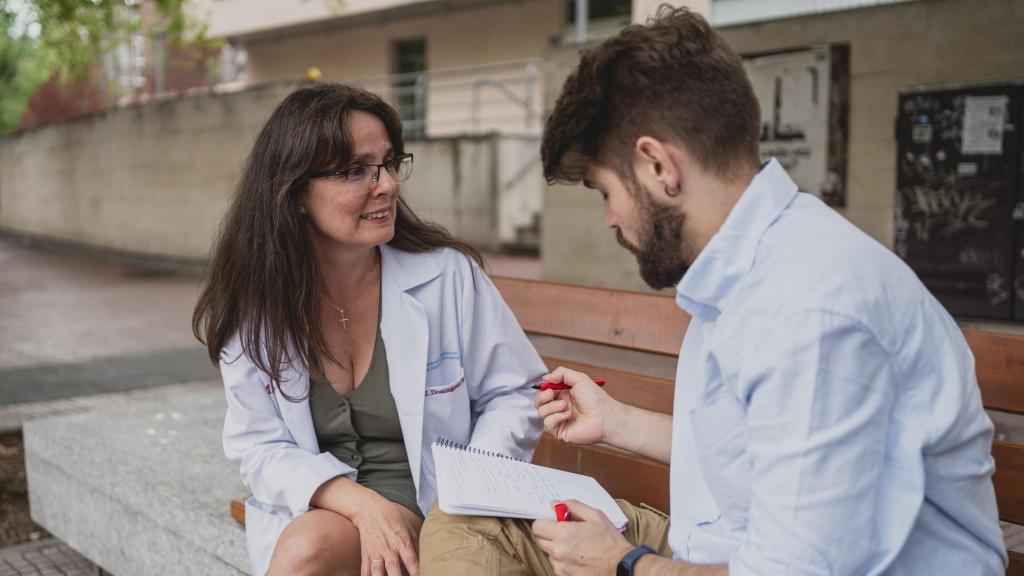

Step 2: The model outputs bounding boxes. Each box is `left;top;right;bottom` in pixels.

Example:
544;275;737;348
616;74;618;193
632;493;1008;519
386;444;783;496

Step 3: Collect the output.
220;336;358;517
459;259;545;461
729;309;896;576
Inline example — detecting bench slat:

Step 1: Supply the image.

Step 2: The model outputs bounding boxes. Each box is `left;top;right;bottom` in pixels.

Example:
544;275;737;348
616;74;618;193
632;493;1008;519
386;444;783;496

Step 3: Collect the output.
1009;550;1024;576
494;277;688;356
532;434;670;513
964;329;1024;415
541;356;675;415
231;499;245;525
993;440;1024;525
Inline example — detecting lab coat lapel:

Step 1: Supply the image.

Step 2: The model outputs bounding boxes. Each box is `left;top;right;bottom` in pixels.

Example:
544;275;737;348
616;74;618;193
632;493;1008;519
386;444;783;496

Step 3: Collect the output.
380;245;439;493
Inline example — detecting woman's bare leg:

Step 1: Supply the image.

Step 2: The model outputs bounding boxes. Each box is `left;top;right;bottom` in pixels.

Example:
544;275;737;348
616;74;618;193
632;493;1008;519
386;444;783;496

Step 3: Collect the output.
267;505;424;576
266;508;362;576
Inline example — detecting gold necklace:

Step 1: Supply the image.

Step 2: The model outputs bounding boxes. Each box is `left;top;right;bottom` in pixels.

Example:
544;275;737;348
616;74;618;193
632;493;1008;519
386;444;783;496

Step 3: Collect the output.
321;259;380;331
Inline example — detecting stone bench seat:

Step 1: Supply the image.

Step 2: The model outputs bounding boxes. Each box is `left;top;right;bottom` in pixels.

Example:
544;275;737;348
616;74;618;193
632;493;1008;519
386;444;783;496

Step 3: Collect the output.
24;385;251;576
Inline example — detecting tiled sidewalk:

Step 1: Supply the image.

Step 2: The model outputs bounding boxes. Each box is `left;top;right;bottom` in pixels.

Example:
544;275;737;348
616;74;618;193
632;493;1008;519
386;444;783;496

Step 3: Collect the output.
0;539;98;576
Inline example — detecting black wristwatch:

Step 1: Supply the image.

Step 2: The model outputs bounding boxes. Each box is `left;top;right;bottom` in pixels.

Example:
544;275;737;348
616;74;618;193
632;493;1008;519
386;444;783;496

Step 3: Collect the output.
617;545;655;576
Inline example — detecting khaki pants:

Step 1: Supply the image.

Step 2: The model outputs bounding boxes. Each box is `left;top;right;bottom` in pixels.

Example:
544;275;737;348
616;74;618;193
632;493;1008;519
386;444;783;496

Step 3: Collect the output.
419;500;671;576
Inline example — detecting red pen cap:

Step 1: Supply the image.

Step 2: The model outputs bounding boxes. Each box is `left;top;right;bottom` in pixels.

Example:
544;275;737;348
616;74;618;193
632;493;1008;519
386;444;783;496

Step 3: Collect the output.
554;502;570;522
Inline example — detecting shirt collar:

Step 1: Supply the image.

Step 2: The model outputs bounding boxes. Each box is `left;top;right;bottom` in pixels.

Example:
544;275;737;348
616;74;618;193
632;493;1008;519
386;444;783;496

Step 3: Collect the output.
675;159;799;322
380;243;441;292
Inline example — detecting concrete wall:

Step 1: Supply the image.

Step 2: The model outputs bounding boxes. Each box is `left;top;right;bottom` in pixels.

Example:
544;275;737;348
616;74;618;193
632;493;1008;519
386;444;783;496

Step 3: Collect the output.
0;83;540;259
404;135;543;250
0;84;292;260
541;0;1024;291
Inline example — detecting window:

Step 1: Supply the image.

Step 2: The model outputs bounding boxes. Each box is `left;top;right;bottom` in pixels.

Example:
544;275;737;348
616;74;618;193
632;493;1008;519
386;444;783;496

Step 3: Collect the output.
393;38;427;139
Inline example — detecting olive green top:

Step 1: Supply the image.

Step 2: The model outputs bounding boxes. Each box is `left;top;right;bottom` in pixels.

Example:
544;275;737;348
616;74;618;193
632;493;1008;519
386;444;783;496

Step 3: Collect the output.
308;307;421;519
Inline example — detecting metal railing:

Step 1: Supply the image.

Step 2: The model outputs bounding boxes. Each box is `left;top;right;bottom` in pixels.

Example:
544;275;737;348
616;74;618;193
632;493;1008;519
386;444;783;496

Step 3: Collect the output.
352;58;542;137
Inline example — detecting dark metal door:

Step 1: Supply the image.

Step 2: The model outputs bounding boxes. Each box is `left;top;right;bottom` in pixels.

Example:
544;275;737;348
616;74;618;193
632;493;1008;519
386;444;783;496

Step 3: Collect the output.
894;83;1021;319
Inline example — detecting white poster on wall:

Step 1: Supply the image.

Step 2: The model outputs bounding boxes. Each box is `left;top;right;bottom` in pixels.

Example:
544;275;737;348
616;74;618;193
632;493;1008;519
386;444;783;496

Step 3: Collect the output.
962;95;1007;155
744;46;842;204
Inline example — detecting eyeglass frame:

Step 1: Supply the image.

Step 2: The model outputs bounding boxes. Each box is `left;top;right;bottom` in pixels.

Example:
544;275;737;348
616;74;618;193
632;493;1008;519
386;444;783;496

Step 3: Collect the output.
306;153;414;186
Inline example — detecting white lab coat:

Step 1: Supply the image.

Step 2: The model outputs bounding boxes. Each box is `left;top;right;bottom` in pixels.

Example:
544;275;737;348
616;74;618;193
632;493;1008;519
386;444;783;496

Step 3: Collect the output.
220;245;546;576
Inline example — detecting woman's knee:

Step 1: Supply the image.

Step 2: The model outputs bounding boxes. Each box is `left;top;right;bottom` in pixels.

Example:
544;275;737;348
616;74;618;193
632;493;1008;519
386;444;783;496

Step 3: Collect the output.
268;512;360;576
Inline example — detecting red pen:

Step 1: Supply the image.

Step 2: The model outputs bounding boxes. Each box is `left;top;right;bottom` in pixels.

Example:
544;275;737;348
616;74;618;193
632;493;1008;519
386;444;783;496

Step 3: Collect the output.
553;502;571;522
532;378;605;391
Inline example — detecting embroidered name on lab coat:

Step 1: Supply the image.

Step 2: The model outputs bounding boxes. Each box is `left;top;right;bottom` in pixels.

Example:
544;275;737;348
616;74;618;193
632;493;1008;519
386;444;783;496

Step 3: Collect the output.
425;375;464;396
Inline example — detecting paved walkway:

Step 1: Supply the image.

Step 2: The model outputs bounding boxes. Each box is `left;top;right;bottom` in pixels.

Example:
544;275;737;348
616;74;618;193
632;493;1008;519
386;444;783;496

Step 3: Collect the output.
0;539;97;576
0;240;205;374
0;236;541;574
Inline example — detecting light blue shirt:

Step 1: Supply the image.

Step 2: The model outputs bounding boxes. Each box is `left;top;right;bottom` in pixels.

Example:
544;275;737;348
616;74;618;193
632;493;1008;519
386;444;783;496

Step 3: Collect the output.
667;159;1007;575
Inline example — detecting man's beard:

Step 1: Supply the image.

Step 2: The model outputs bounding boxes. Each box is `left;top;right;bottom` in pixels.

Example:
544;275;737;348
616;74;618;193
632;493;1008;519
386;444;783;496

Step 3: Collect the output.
615;189;689;290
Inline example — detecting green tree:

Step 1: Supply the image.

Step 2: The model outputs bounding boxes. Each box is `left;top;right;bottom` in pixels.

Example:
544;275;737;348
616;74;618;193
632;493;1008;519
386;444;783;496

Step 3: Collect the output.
0;0;210;135
27;0;209;77
0;3;51;134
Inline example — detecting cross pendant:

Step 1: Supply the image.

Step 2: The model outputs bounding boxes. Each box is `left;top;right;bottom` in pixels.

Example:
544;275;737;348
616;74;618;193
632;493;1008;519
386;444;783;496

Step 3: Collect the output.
339;310;349;331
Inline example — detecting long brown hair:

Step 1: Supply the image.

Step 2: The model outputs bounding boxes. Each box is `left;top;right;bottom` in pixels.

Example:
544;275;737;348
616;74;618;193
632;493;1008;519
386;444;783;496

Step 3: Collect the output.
193;83;482;396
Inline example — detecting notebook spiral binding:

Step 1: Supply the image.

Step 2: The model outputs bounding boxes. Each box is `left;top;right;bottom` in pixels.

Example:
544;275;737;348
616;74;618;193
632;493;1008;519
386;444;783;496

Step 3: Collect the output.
433;437;527;463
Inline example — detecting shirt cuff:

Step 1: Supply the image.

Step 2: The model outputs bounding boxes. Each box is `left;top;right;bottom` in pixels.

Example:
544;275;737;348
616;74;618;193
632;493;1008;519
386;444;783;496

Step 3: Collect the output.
284;451;358;517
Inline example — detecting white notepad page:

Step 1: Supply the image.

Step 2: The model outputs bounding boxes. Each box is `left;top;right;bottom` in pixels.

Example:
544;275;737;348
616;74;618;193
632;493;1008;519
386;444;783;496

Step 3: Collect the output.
431;438;628;530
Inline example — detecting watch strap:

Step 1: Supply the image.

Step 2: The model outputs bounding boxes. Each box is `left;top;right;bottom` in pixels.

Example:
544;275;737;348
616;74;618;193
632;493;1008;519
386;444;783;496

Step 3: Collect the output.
617;544;656;576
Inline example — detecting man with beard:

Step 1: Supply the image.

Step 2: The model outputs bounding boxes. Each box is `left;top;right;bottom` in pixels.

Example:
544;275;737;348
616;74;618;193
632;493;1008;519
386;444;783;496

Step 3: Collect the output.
419;6;1007;576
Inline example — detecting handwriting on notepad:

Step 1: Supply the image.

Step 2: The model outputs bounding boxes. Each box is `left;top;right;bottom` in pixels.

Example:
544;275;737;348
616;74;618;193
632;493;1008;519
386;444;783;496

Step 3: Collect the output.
446;449;560;503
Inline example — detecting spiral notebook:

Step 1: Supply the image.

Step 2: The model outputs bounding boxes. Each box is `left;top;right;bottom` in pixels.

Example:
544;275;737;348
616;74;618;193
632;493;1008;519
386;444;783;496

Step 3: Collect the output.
431;438;628;530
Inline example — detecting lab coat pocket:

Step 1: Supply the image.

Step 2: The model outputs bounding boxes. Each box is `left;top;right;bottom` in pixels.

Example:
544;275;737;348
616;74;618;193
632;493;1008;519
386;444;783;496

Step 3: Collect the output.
423;367;471;443
689;395;751;534
244;497;290;576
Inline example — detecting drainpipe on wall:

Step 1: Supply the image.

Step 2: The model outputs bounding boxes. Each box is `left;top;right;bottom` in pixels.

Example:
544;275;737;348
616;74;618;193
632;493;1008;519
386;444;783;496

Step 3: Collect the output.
153;29;165;96
575;0;588;43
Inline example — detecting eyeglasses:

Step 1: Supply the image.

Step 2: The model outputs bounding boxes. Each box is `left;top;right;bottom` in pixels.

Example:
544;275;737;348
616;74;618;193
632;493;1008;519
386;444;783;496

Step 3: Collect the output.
308;153;414;186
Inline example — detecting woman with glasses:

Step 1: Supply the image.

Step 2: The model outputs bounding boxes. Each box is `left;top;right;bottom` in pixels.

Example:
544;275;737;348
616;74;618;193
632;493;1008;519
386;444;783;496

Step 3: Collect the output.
193;83;546;576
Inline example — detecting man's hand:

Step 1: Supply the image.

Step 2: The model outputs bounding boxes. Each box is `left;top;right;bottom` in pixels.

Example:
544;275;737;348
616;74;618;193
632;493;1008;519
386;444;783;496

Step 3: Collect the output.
532;499;633;576
535;367;617;445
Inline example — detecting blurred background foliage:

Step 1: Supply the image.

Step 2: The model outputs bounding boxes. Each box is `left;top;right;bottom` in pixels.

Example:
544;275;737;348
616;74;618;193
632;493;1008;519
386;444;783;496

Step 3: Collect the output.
0;0;209;135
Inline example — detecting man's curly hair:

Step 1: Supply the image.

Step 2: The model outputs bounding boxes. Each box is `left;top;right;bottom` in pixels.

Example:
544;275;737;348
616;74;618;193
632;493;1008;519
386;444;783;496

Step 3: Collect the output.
541;5;761;185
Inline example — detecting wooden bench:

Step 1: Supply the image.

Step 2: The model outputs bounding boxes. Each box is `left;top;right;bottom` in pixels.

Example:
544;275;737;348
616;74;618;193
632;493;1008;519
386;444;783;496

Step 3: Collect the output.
231;277;1024;574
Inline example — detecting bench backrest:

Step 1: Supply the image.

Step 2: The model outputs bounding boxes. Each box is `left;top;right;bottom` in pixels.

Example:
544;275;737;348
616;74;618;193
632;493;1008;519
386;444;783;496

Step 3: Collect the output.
493;276;1024;572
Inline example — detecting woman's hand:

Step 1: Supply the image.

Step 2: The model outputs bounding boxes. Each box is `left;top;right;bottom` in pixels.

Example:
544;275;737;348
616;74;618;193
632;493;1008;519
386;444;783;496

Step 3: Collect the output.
350;495;423;576
534;367;617;445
